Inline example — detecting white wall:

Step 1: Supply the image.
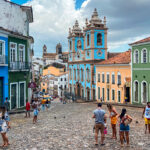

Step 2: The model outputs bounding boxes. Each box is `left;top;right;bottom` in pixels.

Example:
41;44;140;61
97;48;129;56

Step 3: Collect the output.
0;0;28;36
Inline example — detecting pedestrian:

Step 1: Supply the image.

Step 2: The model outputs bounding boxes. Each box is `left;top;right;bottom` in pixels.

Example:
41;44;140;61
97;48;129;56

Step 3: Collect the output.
45;99;49;110
142;102;150;134
3;98;10;112
0;106;10;147
25;101;30;118
92;103;107;146
117;108;132;147
107;104;118;139
41;98;45;111
32;99;40;124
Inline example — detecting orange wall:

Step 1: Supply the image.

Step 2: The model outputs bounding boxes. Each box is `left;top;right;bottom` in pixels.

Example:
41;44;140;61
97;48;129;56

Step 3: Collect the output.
96;65;131;104
41;82;48;93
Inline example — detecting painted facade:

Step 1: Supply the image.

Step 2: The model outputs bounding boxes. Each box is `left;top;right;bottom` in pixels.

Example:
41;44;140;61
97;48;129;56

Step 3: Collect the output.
0;0;34;109
96;51;131;104
130;37;150;104
68;8;108;100
0;30;9;106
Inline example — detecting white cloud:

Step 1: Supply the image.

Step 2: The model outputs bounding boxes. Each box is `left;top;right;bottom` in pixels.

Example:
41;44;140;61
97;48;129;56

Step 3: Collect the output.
26;0;150;57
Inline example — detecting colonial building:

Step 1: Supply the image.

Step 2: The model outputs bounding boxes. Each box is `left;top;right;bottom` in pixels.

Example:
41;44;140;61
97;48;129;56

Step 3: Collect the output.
41;65;68;97
43;43;68;66
68;8;108;100
0;28;9;106
129;37;150;104
0;0;34;109
96;50;131;103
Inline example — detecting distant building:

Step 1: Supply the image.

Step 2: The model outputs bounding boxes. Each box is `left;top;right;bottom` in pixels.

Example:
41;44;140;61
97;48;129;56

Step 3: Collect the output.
43;43;69;66
96;50;131;104
129;37;150;104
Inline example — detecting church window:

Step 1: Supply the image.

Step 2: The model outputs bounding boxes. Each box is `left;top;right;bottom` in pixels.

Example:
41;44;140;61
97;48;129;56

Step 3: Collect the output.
81;69;84;82
97;33;102;46
87;34;90;46
70;41;72;50
87;68;90;82
77;40;82;49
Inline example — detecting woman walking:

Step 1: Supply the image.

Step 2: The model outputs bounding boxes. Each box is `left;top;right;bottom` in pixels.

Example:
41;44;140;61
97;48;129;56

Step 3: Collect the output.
32;99;40;124
107;104;118;139
118;108;132;147
0;106;10;147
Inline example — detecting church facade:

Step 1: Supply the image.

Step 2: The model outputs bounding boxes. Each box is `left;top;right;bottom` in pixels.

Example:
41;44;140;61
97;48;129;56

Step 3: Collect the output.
68;8;108;100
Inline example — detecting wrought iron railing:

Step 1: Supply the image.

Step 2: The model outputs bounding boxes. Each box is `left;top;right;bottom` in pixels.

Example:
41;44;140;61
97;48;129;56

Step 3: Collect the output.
0;55;8;64
9;61;31;71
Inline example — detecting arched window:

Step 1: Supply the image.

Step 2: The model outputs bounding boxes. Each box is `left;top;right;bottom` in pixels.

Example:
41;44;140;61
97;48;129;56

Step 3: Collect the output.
97;33;102;46
141;81;147;103
77;40;82;49
134;81;139;102
141;49;147;63
81;68;84;82
134;50;139;63
69;41;72;50
87;34;90;46
117;72;121;85
86;68;90;82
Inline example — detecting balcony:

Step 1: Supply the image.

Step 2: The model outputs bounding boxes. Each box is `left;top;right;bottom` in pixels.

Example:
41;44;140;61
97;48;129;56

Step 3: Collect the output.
9;61;31;71
0;55;8;65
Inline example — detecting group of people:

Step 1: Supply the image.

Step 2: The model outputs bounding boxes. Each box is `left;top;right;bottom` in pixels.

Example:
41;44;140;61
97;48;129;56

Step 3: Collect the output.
25;98;51;124
93;102;150;147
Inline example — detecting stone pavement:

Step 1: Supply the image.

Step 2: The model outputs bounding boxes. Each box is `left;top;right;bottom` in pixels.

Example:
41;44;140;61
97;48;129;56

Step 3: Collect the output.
0;100;150;150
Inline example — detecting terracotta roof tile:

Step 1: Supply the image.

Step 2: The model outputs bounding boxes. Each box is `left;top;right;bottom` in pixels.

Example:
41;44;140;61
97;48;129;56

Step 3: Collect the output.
129;37;150;45
97;50;131;65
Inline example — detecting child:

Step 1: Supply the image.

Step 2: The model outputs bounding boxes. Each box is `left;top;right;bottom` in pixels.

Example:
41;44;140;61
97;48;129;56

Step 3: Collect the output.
0;106;10;147
25;101;30;118
142;102;150;134
32;99;40;124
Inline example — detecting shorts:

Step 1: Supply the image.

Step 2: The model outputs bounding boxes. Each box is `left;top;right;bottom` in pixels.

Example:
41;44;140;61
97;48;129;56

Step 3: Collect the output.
111;117;117;125
33;109;39;116
145;118;150;124
120;123;130;131
95;123;104;134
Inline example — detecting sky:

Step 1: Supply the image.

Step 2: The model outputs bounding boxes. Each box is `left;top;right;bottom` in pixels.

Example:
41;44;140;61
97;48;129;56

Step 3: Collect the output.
10;0;150;57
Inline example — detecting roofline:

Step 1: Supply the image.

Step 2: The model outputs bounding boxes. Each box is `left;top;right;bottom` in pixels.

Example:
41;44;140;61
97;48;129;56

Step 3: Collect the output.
95;63;131;67
129;41;150;47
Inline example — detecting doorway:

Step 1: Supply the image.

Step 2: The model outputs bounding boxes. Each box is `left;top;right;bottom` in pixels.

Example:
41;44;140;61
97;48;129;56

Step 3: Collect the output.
0;78;3;106
125;87;130;102
19;82;25;107
11;83;18;109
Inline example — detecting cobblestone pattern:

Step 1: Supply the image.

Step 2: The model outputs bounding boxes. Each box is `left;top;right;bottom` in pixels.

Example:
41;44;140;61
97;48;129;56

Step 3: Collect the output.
0;100;150;150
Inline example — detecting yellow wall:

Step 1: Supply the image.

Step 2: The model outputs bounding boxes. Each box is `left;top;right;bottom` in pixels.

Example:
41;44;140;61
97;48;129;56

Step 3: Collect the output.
96;65;131;104
41;82;48;93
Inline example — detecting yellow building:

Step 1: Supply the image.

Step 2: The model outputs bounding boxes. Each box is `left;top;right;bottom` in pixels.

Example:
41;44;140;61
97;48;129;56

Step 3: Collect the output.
96;50;131;104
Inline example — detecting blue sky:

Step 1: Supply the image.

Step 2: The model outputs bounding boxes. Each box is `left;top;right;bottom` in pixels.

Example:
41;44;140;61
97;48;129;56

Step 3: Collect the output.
11;0;85;9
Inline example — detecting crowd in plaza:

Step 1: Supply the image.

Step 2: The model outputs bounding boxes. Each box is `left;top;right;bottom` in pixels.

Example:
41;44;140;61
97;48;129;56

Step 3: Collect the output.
92;102;150;147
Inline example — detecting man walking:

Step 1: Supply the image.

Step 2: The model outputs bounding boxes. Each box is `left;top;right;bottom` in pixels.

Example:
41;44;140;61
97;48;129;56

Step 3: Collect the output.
4;98;10;112
92;103;107;146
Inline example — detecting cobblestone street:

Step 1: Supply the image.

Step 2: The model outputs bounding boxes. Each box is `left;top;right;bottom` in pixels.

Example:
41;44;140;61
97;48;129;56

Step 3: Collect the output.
0;100;150;150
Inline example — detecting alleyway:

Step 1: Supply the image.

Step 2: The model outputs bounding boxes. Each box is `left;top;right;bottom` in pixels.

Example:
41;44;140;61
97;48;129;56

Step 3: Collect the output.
0;100;149;150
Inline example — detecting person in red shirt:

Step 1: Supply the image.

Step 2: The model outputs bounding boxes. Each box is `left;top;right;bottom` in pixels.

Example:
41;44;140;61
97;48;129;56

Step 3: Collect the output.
25;102;30;118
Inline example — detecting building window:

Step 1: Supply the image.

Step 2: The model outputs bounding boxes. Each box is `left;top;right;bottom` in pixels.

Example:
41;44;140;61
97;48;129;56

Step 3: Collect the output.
0;41;4;56
10;43;17;62
134;50;139;63
77;40;82;49
61;78;63;81
118;90;121;102
107;88;110;101
98;87;100;99
98;73;100;82
64;85;66;89
102;88;105;101
107;73;110;83
87;68;90;82
112;72;115;84
74;69;76;80
19;44;25;62
81;69;84;82
134;81;138;102
70;41;72;50
141;49;147;63
102;73;105;83
65;78;66;81
77;69;80;81
87;34;90;46
112;89;115;101
97;33;102;46
70;68;72;80
117;72;121;85
141;81;147;103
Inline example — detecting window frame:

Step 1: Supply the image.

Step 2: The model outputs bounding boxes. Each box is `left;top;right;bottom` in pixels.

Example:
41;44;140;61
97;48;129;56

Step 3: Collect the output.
112;89;115;101
106;72;110;83
141;48;147;63
0;40;5;56
134;49;139;63
87;33;90;46
117;90;121;103
97;33;102;46
102;72;105;83
117;72;121;85
102;88;105;101
10;42;17;62
112;72;115;84
98;73;100;82
133;80;139;103
98;87;100;100
107;88;110;101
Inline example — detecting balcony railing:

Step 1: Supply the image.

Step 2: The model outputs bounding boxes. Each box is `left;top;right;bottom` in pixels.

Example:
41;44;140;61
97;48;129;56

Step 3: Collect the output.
9;61;31;71
0;55;8;65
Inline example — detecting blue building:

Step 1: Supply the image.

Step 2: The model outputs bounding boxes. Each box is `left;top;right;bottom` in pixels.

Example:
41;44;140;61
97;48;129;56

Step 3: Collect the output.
0;28;9;106
68;8;108;100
